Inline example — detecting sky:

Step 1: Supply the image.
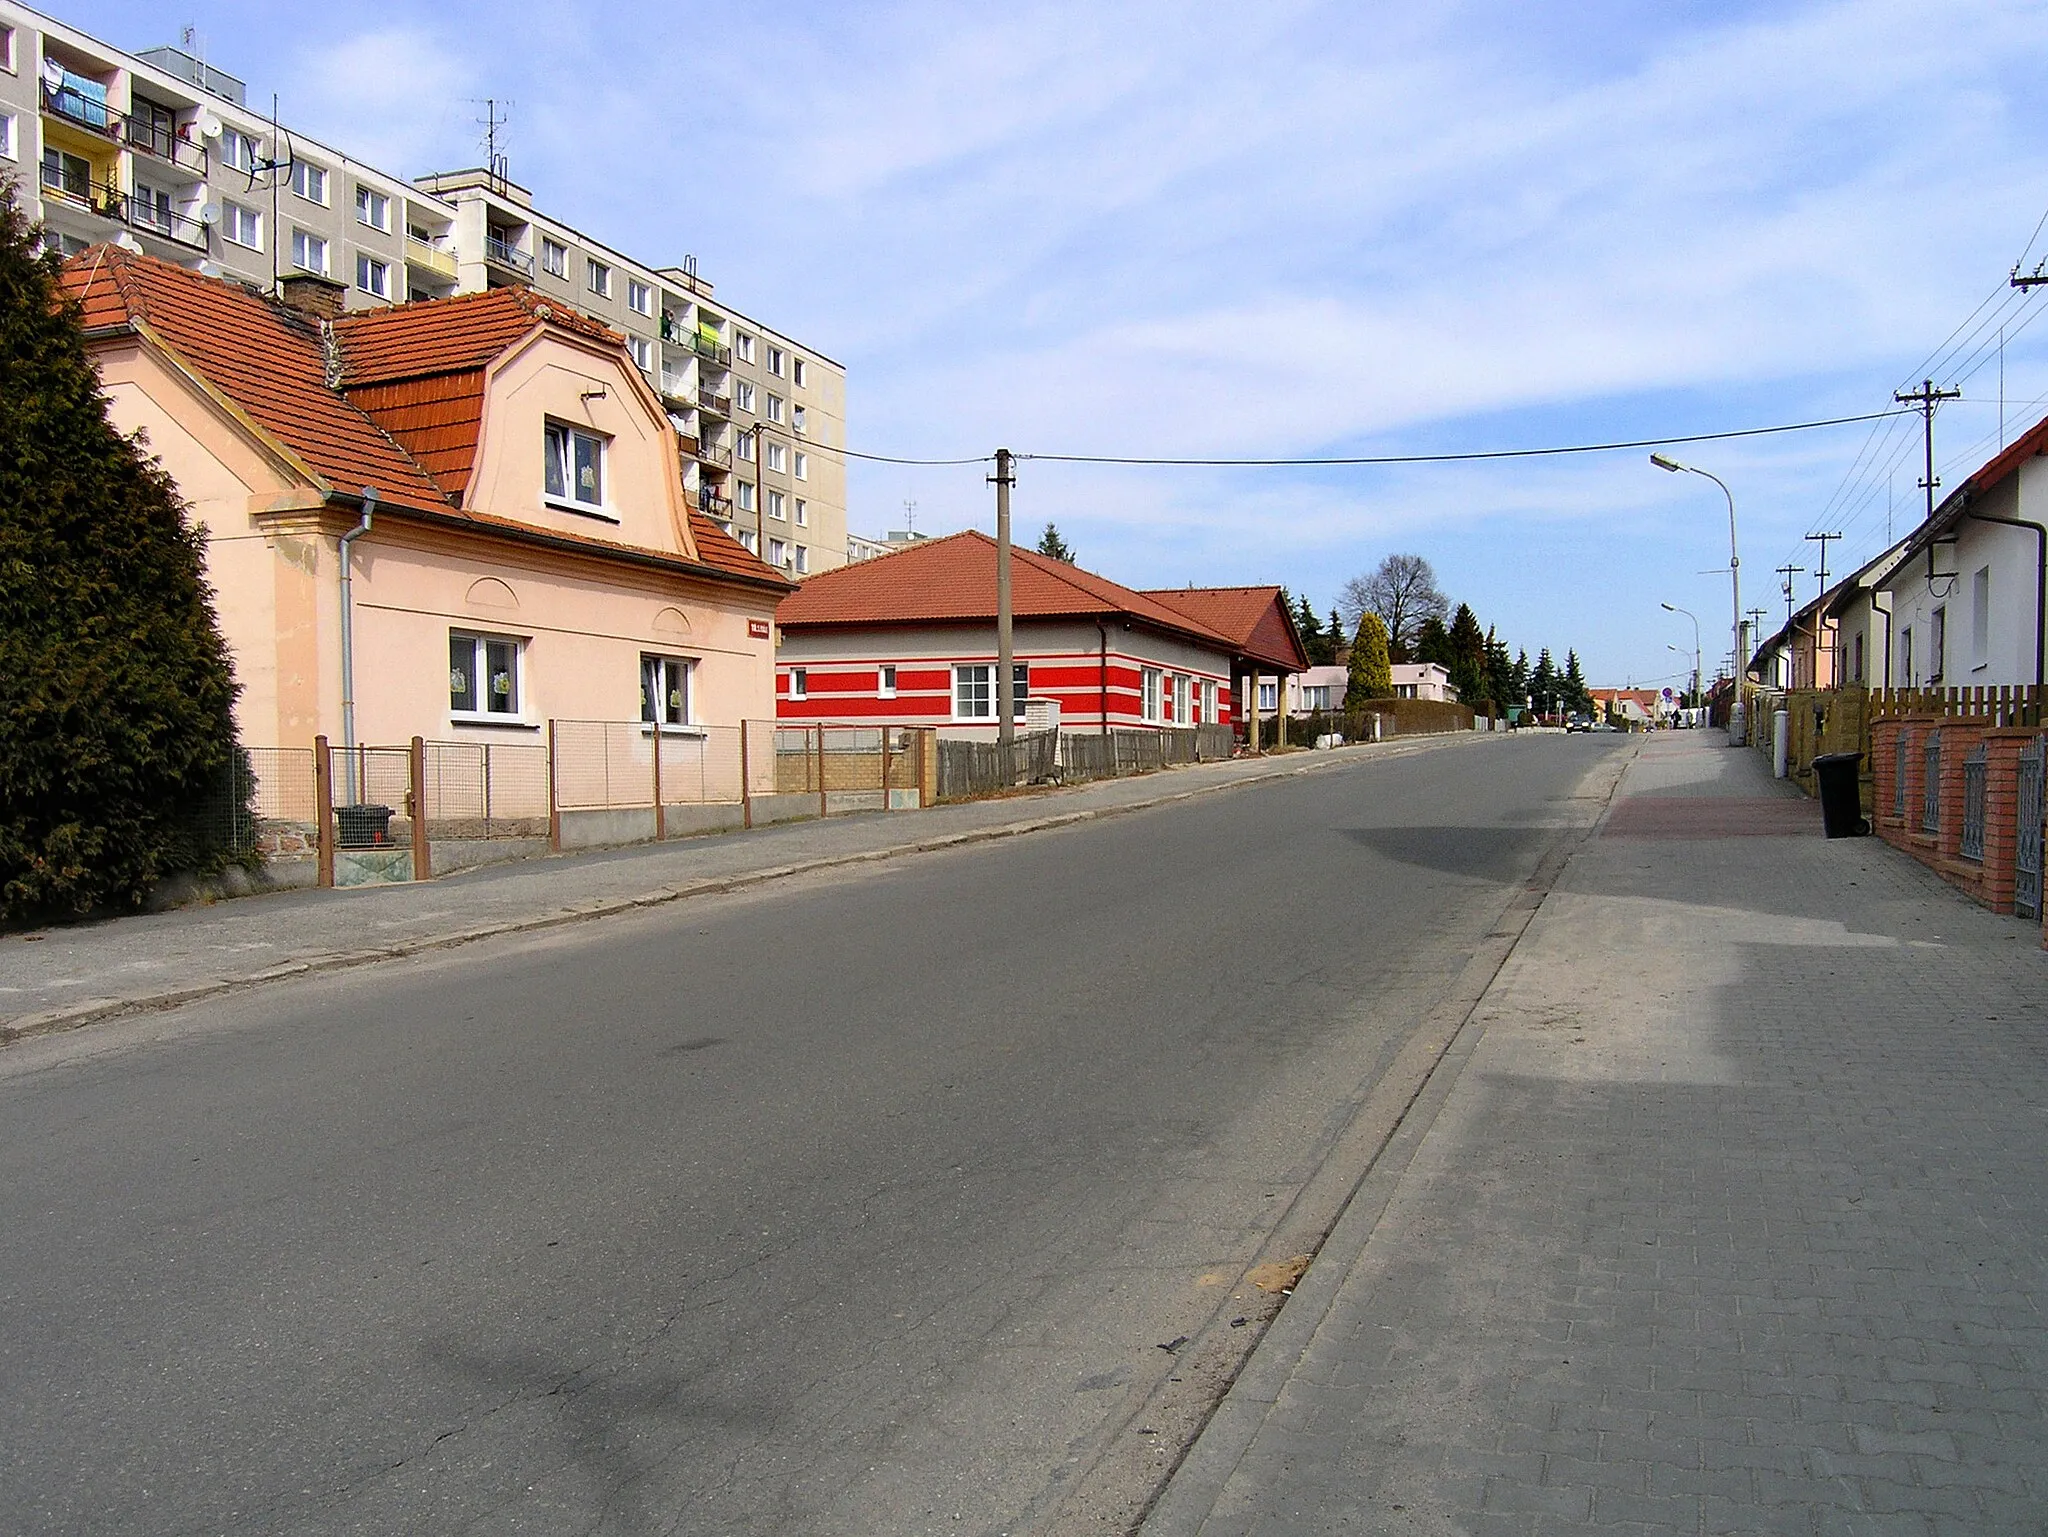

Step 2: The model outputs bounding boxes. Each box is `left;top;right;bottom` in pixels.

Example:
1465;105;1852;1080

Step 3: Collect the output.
59;0;2048;687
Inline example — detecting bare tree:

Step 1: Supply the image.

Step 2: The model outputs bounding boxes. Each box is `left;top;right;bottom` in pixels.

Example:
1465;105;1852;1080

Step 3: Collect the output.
1339;555;1448;660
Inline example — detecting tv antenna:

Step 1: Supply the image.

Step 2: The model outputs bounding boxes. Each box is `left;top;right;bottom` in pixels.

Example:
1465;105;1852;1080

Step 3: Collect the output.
902;498;917;535
477;98;513;193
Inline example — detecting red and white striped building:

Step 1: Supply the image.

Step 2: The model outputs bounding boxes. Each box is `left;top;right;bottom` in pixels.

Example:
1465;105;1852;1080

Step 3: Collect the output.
773;533;1307;738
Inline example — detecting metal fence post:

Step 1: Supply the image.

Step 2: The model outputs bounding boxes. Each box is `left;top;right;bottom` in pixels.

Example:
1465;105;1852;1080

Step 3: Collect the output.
547;719;561;852
741;721;754;829
652;724;666;843
817;726;828;819
314;734;335;889
409;735;432;880
881;727;893;811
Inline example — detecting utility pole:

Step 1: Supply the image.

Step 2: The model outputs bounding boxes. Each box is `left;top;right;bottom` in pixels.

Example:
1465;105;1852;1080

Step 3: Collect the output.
1776;563;1804;623
1803;532;1841;689
1893;378;1961;526
991;449;1015;753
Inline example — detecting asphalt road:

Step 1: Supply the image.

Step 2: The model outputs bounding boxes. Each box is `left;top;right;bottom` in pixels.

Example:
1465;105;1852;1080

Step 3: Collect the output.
0;735;1624;1536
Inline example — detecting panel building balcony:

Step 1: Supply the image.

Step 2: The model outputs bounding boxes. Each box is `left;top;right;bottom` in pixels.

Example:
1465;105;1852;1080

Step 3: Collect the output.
126;196;210;252
698;489;733;516
674;431;700;459
696;441;734;469
698;387;731;419
125;118;207;176
691;333;733;368
483;235;533;277
41;81;124;142
406;236;458;280
38;162;123;221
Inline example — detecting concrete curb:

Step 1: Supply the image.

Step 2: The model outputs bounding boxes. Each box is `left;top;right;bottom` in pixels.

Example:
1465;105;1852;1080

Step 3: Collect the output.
2;732;1498;1049
1135;740;1638;1535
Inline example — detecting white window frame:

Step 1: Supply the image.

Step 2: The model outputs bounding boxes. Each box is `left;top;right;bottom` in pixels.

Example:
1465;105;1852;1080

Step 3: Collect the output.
222;201;261;250
641;653;695;728
955;663;993;720
0;112;15;162
587;257;612;298
794;545;809;575
793;451;808;481
735;527;759;554
768;345;785;376
543;420;609;517
736;480;756;513
1142;667;1163;722
794;498;808;527
1174;674;1190;722
735;429;755;462
354;185;390;232
290;228;328;275
629;335;654;371
219;129;259;173
767;536;788;567
791;405;807;434
766;393;784;424
765;441;787;473
767;489;785;520
1258;679;1279;712
736;332;755;363
1972;566;1991;668
878;664;896;698
792;357;807;387
541;238;568;279
1203;679;1218;722
355;253;389;298
735;381;756;413
1930;605;1947;684
0;26;15;73
789;667;807;700
289;161;328;205
627;279;653;316
449;631;525;722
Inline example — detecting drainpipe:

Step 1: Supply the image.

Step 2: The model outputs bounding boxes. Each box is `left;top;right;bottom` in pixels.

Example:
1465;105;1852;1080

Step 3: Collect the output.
1096;620;1109;736
1871;590;1894;690
1962;496;2047;687
339;486;378;802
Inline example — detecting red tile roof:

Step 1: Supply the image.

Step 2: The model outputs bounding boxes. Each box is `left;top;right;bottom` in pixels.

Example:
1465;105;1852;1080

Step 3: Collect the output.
59;245;445;502
1142;586;1308;673
777;531;1249;650
55;247;789;593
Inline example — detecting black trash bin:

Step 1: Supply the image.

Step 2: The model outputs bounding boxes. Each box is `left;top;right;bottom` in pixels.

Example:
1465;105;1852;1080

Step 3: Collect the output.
1811;752;1866;838
336;803;395;848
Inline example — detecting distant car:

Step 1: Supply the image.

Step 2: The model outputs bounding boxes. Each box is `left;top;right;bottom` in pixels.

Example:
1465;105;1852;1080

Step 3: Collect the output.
1566;715;1593;732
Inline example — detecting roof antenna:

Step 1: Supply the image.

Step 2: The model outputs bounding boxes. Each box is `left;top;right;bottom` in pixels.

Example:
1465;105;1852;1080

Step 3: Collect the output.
902;497;917;535
478;98;513;194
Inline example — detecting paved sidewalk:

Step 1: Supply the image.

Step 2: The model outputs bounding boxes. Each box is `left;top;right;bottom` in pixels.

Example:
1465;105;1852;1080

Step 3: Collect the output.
0;732;1486;1043
1148;730;2048;1535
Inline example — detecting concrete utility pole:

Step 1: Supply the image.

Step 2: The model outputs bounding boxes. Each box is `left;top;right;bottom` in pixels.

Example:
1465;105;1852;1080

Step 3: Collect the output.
1894;379;1961;525
1777;563;1804;623
992;448;1015;752
1804;531;1841;688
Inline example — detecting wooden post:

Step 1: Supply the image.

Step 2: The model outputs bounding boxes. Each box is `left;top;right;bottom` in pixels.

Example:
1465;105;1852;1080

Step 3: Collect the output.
817;725;828;819
547;719;562;852
314;734;335;889
408;735;432;880
881;727;893;811
652;724;666;843
741;721;754;829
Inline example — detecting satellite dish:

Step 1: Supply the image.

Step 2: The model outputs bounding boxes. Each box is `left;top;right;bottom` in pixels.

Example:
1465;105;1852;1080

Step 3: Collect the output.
197;260;225;278
40;58;64;90
114;232;144;253
197;113;223;140
199;202;220;225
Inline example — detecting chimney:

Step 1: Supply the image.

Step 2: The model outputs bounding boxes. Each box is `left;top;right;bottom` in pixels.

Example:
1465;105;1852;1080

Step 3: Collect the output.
278;273;348;322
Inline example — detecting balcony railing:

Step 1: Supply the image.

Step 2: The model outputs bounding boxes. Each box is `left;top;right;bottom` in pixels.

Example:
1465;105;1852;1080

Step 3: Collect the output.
126;196;210;252
406;236;458;279
697;441;734;469
675;432;701;459
698;490;733;516
698;388;731;418
691;333;732;367
41;81;124;141
483;235;533;276
125;119;207;174
38;162;124;219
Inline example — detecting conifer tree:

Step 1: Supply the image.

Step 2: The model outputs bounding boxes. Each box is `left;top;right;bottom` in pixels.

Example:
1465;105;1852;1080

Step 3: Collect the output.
1346;612;1393;709
1447;602;1488;707
1484;627;1515;713
1035;523;1076;563
1531;648;1558;716
0;195;247;919
1291;593;1332;666
1414;615;1453;668
1562;649;1593;715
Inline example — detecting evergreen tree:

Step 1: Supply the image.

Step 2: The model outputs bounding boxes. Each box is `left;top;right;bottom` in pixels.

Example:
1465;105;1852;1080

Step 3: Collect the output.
1484;627;1515;714
1562;649;1593;715
1346;612;1393;709
1414;615;1453;668
1530;648;1558;716
1035;523;1076;563
1327;608;1344;662
1447;602;1488;707
1511;648;1530;702
1291;593;1333;666
0;194;248;919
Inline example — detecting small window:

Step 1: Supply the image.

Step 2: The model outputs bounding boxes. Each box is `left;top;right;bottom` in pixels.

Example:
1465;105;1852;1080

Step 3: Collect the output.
291;229;328;275
736;332;755;363
629;335;653;371
223;202;262;250
767;537;788;566
1930;605;1947;684
1258;680;1278;711
1900;626;1915;686
543;421;607;513
766;393;784;424
1174;675;1190;722
735;381;755;413
794;545;809;575
0;112;14;162
628;279;653;316
587;258;611;298
641;654;692;726
735;527;759;554
450;632;522;718
736;481;756;512
878;664;896;698
792;405;807;434
541;238;568;278
955;663;992;720
766;441;787;473
790;667;807;700
793;451;808;481
0;26;15;73
792;358;807;387
289;161;328;204
794;498;808;526
767;490;785;520
735;429;755;462
1142;667;1163;722
220;129;260;173
354;186;389;231
1972;565;1991;666
356;254;389;298
768;345;785;376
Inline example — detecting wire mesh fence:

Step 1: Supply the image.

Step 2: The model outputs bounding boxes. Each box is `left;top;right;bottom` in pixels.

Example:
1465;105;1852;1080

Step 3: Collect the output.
325;743;415;849
774;725;923;800
420;741;551;839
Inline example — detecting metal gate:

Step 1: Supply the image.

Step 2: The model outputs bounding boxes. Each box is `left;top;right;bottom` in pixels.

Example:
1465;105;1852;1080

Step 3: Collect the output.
2017;736;2046;920
1960;741;1988;862
1922;731;1942;834
1893;730;1909;818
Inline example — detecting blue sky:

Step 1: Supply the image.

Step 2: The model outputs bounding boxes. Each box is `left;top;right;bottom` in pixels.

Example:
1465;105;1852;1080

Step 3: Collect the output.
62;0;2048;686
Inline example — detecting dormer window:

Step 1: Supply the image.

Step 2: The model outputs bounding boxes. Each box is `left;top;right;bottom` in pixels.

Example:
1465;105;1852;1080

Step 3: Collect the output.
544;421;609;517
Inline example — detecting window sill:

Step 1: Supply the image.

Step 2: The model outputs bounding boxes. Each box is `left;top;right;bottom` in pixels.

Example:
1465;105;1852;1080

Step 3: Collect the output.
448;716;540;732
640;723;707;738
543;497;621;525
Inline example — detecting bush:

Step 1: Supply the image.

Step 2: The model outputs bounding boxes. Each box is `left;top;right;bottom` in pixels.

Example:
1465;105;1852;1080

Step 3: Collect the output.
0;192;249;921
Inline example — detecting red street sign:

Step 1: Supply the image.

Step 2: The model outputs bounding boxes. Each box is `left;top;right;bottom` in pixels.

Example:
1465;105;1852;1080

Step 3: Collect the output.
749;619;772;639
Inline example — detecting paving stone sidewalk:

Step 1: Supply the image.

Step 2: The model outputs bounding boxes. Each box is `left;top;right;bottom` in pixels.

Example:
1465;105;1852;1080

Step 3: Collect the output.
0;732;1485;1042
1148;730;2048;1535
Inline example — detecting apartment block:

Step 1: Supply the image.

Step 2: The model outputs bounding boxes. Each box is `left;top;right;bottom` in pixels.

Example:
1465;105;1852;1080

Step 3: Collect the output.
0;1;848;576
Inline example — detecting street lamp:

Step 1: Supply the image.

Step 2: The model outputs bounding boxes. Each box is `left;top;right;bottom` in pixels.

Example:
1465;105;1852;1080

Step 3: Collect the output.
1661;601;1701;712
1651;453;1744;744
